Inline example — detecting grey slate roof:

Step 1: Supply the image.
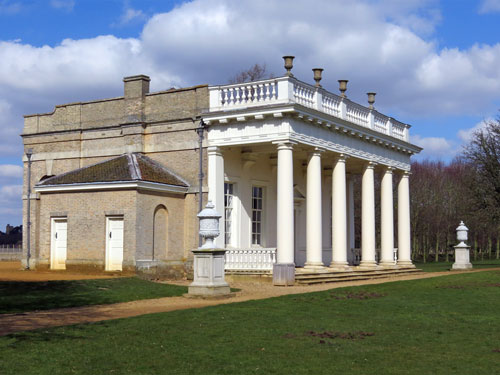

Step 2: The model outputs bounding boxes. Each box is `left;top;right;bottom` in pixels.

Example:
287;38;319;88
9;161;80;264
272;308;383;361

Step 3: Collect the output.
38;153;190;187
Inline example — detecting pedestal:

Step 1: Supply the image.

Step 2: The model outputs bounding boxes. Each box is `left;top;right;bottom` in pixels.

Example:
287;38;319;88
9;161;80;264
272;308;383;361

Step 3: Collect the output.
273;263;295;286
188;249;231;296
452;245;473;270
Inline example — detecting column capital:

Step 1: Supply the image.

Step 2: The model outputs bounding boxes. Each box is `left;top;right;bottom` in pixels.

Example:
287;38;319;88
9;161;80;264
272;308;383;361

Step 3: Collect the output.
363;161;377;170
273;141;297;151
382;166;395;174
397;169;411;177
308;147;326;157
333;153;349;163
207;146;223;156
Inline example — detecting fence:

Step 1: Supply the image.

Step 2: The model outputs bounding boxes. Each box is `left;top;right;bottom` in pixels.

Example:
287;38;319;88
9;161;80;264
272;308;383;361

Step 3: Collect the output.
0;244;22;261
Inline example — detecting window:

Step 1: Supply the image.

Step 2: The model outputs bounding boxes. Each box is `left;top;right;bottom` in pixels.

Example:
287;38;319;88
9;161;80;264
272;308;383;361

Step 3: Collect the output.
252;186;263;245
224;183;234;246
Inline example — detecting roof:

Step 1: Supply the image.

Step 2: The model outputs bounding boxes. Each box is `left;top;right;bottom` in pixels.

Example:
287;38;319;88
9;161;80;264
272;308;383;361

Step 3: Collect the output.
38;153;190;187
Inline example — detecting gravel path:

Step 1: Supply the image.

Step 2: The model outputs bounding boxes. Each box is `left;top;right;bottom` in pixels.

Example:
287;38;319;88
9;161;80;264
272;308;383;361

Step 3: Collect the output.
1;262;498;337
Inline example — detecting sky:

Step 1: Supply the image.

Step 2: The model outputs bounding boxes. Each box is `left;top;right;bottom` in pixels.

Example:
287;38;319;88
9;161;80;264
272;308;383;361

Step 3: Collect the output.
0;0;499;229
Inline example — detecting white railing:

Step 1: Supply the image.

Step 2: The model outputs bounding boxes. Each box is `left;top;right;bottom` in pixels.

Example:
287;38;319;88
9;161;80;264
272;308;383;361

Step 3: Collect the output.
209;76;411;142
219;81;278;108
293;81;315;107
374;113;388;134
345;102;370;127
0;244;22;253
225;248;276;272
391;120;406;141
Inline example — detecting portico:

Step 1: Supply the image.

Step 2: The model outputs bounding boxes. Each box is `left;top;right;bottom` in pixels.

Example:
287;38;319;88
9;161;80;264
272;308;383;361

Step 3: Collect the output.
204;60;421;284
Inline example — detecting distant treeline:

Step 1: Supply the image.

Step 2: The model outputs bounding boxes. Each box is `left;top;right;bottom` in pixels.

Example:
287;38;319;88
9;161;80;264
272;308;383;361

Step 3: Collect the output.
409;118;500;262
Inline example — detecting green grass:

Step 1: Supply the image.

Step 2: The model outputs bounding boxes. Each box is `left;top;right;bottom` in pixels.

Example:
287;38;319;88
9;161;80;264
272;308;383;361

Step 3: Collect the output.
1;271;500;374
0;278;187;314
415;258;500;272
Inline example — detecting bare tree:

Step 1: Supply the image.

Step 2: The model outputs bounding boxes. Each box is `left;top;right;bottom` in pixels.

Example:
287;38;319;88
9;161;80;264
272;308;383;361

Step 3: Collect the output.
228;63;274;84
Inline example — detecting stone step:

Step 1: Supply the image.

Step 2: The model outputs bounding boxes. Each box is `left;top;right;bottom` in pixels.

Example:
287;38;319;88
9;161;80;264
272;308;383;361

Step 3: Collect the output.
295;268;421;278
295;268;424;285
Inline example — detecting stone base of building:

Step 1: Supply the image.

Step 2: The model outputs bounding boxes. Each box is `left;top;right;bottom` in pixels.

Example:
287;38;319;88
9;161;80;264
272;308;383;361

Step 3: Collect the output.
28;260;135;274
136;260;191;280
273;263;295;286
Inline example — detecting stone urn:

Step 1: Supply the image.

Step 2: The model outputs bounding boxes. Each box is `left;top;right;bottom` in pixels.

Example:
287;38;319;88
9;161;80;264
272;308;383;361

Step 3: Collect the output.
188;201;231;297
452;221;472;270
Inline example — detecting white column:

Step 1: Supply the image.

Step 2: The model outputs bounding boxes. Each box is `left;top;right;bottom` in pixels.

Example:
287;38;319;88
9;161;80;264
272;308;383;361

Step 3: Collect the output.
380;167;395;267
360;162;377;267
398;171;414;267
346;174;355;264
331;155;350;269
276;142;294;264
305;149;324;268
208;146;225;249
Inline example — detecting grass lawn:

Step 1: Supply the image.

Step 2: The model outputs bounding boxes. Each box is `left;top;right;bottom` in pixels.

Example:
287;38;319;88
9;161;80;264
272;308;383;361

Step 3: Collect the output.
1;271;500;374
416;258;500;272
0;278;187;314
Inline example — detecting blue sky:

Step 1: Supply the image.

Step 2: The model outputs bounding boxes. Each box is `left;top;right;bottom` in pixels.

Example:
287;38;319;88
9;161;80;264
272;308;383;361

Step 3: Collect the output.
0;0;500;229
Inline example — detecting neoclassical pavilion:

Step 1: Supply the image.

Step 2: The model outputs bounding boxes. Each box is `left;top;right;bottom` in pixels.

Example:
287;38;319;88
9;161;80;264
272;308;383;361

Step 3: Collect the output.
22;57;420;282
204;59;421;283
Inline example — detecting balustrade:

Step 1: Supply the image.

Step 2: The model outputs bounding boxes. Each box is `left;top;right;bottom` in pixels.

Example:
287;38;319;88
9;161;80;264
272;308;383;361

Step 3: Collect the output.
224;248;277;272
209;76;411;141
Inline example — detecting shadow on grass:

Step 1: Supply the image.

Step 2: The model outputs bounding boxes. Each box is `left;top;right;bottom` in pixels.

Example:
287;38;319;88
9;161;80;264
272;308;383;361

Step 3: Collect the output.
0;278;187;314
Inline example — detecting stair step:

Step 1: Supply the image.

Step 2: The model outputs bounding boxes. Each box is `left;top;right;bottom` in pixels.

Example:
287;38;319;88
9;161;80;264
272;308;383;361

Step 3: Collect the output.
294;269;425;285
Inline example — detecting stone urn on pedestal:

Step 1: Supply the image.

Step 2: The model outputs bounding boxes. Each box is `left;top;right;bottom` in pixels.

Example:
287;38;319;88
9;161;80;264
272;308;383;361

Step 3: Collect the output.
452;221;473;270
188;201;231;297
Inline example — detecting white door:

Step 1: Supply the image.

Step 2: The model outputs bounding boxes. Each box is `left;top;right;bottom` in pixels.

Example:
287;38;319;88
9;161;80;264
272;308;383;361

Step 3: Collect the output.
50;218;67;270
106;217;124;271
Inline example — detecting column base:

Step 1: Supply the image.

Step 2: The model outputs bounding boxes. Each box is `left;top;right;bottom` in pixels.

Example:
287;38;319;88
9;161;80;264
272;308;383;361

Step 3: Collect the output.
273;263;295;286
358;260;378;269
329;261;352;271
304;262;325;270
396;261;415;268
378;261;398;269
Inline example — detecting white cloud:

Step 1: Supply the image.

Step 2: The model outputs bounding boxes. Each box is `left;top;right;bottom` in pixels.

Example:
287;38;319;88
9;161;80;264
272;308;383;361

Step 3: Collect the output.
457;119;492;142
478;0;500;14
116;7;147;26
0;164;22;178
411;134;457;160
0;184;22;198
50;0;75;12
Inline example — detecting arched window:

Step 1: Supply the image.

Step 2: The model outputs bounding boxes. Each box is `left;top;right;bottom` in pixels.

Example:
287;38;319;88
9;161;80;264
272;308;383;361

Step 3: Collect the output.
152;205;168;260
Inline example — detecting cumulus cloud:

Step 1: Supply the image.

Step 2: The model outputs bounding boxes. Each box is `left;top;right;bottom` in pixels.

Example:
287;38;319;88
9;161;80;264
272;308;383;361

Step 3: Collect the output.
410;134;457;160
457;119;491;142
0;0;499;166
0;164;22;178
478;0;500;14
115;6;147;26
0;184;22;198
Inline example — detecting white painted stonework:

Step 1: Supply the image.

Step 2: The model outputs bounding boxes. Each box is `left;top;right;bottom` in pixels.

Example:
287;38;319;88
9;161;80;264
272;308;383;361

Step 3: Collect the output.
206;75;421;273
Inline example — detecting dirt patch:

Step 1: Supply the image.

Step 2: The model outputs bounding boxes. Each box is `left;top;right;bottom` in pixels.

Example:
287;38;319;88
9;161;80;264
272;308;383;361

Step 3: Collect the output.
0;262;123;282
